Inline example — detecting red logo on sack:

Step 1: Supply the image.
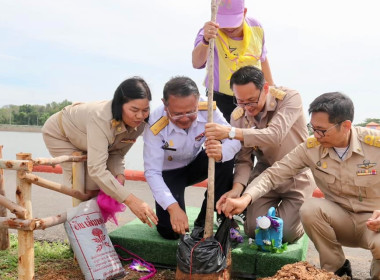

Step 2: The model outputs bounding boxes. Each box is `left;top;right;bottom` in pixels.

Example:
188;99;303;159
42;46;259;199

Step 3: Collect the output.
92;228;111;252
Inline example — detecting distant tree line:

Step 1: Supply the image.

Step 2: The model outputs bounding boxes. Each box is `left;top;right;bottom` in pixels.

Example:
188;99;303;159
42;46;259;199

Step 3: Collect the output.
355;118;380;127
0;100;72;126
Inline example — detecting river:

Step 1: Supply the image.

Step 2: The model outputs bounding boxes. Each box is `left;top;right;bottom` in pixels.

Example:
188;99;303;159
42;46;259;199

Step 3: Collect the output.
0;131;144;171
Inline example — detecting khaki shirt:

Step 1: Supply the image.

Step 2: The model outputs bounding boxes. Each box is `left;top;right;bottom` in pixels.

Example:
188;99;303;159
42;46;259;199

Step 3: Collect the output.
60;100;145;202
245;126;380;213
231;86;308;186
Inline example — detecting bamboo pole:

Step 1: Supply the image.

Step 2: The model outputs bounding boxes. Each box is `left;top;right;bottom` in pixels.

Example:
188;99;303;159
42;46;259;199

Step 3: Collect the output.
0;159;33;171
20;172;92;201
16;153;34;280
72;151;85;207
33;155;87;166
204;0;219;239
0;212;67;231
0;194;28;219
0;145;10;250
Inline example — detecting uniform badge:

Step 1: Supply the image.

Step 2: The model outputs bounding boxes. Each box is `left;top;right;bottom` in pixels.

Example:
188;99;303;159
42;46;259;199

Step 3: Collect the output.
150;116;169;135
121;138;136;144
198;101;216;111
195;131;205;141
231;107;244;121
269;87;287;100
356;159;377;176
161;140;176;151
322;162;328;169
306;137;320;148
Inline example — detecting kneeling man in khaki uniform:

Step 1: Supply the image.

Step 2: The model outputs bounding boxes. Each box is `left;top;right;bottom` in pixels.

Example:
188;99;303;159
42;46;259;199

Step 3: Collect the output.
205;65;316;243
217;92;380;279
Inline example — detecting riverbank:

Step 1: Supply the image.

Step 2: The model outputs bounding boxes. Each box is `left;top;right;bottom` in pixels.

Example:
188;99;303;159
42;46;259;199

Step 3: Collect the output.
0;124;42;133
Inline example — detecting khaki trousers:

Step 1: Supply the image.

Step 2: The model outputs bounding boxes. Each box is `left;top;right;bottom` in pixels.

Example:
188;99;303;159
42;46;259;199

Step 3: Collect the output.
300;197;380;279
41;112;97;191
244;169;315;243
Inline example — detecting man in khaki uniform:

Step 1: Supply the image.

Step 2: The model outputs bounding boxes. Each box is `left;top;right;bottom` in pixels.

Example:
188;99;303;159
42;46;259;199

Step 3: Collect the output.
217;92;380;279
205;65;316;243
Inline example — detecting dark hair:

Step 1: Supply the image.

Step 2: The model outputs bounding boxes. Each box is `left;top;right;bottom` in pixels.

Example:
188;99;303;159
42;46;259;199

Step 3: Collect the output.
308;92;354;123
230;66;265;90
163;76;200;102
112;77;151;121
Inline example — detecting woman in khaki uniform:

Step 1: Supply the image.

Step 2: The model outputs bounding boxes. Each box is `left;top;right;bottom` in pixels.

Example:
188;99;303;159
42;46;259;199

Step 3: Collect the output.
42;77;158;227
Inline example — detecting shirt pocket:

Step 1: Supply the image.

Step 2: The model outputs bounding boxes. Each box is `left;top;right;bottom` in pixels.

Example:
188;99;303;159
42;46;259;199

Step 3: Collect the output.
354;175;380;198
313;169;340;195
193;140;204;154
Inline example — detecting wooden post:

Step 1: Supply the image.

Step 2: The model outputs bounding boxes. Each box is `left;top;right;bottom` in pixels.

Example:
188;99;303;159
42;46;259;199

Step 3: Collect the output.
0;145;10;250
72;151;85;207
16;153;34;280
204;0;219;239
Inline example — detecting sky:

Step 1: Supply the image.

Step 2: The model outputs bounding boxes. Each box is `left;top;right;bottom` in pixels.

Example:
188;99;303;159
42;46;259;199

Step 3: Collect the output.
0;0;379;124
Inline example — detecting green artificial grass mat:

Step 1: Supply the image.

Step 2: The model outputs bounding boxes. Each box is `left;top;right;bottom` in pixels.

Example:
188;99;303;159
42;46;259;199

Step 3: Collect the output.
109;207;308;278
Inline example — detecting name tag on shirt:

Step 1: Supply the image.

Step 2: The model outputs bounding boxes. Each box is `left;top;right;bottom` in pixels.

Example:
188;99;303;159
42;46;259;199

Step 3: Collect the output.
121;139;136;144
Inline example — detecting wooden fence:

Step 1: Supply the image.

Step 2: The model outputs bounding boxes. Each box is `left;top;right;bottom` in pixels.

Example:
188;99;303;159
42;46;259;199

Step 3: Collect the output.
0;146;89;280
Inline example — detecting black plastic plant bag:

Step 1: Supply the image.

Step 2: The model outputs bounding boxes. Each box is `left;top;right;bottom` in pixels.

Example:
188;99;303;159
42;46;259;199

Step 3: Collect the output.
176;217;231;274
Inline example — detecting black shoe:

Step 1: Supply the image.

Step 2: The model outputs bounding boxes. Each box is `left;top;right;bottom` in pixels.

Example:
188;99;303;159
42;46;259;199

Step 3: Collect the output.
335;259;352;279
214;213;225;227
233;209;247;225
156;224;180;240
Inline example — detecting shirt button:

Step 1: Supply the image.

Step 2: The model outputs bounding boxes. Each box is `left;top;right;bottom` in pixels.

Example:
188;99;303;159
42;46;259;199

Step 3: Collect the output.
168;156;173;161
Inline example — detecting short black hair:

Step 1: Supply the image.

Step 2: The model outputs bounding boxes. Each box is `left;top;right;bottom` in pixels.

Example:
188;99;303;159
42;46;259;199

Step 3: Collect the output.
112;77;151;121
163;76;199;102
230;65;265;90
308;92;354;123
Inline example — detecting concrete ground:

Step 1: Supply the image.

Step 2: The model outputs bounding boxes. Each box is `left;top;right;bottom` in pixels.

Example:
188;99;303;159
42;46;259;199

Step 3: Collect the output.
2;170;373;279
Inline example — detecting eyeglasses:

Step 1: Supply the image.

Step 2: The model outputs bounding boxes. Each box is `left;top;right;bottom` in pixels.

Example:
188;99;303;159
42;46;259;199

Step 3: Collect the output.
233;90;262;108
307;122;342;137
166;108;198;121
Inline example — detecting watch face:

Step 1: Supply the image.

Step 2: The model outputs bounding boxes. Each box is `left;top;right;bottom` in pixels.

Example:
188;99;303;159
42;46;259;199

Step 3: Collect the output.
229;127;235;139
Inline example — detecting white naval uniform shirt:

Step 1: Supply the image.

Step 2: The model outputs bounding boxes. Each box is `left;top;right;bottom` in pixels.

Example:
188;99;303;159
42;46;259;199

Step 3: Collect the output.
143;99;241;210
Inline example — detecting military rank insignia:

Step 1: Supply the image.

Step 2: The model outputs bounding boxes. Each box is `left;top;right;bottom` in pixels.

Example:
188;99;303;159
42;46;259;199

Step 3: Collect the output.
356;159;377;176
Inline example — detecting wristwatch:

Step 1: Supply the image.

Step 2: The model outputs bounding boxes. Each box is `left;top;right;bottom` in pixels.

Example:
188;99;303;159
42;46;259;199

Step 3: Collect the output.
228;127;236;139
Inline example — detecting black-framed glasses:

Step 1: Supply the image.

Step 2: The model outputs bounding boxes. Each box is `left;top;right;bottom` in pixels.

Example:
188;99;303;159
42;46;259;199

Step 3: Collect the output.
166;108;198;121
233;90;262;108
307;122;342;137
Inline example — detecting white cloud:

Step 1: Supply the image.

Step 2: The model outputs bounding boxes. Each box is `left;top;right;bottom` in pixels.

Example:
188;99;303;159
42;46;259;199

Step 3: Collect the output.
0;0;379;122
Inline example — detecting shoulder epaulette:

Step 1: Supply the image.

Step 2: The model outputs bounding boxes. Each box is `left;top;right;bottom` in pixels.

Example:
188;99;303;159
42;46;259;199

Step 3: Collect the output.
198;101;216;111
150;116;169;136
270;87;287;100
231;106;244;121
111;119;121;127
306;137;320;148
363;134;380;148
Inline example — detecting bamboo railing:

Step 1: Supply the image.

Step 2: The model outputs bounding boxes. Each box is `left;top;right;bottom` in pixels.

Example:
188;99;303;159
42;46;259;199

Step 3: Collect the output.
0;150;88;280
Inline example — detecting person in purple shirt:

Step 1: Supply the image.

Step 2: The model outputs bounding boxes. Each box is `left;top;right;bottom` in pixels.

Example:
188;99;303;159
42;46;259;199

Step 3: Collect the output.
192;0;274;123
